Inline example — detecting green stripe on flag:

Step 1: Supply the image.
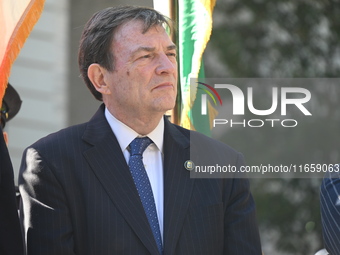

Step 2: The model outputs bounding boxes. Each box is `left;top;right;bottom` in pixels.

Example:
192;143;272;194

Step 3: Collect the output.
177;0;215;136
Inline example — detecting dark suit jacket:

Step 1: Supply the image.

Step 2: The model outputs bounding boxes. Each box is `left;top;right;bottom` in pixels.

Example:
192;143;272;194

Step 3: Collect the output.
19;104;261;255
0;126;24;255
320;170;340;255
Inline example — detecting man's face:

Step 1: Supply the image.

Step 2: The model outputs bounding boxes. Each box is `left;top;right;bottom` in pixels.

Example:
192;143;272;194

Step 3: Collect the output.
102;20;177;120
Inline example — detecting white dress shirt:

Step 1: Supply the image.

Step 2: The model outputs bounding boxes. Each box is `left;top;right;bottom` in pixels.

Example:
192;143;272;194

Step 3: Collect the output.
104;108;164;239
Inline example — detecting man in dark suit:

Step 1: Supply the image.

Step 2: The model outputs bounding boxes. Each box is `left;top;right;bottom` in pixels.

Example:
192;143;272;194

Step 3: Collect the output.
320;170;340;255
19;6;262;255
0;84;23;255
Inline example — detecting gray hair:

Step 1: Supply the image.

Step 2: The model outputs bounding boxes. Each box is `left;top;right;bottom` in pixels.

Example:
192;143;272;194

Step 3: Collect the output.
78;6;172;101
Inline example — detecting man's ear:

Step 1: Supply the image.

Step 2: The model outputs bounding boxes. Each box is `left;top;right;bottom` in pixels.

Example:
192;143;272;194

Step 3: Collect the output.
87;63;111;95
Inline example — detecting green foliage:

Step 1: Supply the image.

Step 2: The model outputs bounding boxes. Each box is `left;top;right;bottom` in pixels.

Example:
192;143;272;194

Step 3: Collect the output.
205;0;340;254
208;0;340;78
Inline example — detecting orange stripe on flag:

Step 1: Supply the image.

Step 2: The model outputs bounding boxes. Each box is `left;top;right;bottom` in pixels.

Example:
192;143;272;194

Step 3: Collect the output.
0;0;45;102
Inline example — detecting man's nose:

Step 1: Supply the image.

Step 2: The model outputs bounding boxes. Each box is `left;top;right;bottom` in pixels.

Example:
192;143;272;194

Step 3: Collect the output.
155;53;177;75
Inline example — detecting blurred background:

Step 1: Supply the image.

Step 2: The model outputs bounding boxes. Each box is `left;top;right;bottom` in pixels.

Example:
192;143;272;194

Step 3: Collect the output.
5;0;340;254
204;1;340;254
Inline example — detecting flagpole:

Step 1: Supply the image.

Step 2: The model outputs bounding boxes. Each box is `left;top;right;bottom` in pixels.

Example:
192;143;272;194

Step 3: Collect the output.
169;0;181;126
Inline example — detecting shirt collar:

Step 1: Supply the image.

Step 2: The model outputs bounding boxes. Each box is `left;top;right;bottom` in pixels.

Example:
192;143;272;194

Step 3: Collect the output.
104;107;164;153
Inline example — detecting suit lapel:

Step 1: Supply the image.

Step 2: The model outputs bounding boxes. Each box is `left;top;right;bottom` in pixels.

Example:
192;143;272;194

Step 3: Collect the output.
163;118;195;255
82;105;160;255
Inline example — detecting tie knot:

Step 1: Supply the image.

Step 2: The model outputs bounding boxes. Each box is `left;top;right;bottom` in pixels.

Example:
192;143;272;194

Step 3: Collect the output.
130;137;152;156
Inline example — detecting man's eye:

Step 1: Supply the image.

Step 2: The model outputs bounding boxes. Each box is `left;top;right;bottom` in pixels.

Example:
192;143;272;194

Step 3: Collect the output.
141;54;151;59
168;53;177;57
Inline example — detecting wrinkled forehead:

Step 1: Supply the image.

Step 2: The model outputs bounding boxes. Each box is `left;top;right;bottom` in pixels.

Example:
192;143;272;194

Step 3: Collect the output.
114;19;169;41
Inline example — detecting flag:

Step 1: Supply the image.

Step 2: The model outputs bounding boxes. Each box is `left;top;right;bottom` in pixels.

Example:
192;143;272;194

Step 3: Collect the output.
153;0;216;135
0;0;45;101
177;0;216;136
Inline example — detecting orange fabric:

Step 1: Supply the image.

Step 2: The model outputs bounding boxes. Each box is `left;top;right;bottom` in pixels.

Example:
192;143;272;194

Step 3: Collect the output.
0;0;45;101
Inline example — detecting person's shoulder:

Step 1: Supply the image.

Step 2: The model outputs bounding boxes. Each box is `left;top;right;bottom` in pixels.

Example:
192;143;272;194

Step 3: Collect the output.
29;122;88;151
321;167;340;189
171;123;241;155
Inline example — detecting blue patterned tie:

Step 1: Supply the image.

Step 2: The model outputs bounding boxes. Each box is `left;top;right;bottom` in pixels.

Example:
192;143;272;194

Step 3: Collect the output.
129;137;163;254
